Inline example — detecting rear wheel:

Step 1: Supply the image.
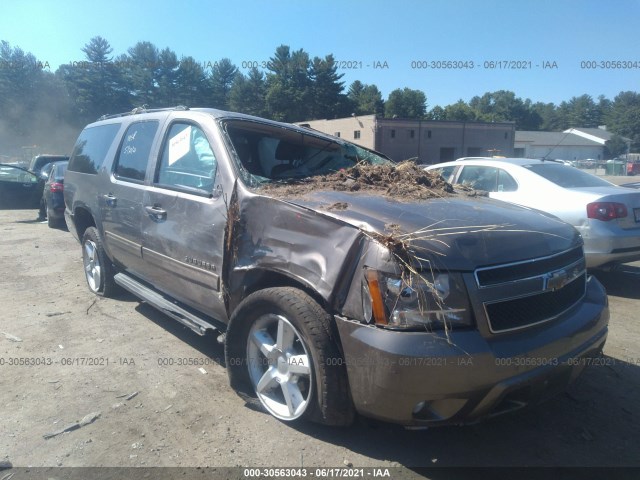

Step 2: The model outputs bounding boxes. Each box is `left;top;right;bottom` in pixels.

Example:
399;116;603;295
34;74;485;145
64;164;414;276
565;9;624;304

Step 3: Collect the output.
81;227;116;297
46;202;63;228
226;287;354;425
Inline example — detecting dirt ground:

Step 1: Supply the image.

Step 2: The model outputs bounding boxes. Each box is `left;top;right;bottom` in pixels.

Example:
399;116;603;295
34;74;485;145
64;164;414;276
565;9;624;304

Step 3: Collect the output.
0;207;639;475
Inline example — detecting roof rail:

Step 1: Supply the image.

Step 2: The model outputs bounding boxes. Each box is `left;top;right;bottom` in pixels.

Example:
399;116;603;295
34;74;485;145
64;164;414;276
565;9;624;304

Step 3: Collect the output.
97;105;189;121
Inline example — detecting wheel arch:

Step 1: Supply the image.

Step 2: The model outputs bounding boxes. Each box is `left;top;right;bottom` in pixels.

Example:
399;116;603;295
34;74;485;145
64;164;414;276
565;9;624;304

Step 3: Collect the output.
72;205;97;240
226;268;331;320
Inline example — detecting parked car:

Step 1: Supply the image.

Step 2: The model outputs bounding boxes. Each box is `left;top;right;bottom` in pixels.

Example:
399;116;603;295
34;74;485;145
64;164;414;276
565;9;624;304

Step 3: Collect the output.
621;182;640;189
426;157;640;269
28;154;69;178
64;108;608;427
0;163;43;208
627;160;640;176
42;160;68;228
0;156;70;215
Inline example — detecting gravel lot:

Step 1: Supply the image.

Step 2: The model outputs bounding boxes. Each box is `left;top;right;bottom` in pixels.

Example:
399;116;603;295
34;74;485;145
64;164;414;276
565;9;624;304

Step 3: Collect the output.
0;207;638;474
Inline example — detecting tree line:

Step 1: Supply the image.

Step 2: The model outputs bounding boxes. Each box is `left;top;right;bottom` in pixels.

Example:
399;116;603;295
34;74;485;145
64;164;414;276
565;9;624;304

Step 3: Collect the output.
1;36;639;158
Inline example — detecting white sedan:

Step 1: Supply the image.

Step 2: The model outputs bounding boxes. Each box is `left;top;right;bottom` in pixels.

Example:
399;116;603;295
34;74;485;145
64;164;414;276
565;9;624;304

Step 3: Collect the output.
426;157;640;268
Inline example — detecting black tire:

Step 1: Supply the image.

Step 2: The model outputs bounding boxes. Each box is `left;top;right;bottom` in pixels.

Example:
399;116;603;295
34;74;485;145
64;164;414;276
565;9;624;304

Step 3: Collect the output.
81;226;117;297
47;206;63;229
38;199;46;221
48;216;65;229
225;287;354;426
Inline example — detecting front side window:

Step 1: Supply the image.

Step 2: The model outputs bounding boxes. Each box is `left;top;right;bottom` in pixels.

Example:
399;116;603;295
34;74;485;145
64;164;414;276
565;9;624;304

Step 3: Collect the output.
0;165;37;184
114;121;159;182
156;123;217;193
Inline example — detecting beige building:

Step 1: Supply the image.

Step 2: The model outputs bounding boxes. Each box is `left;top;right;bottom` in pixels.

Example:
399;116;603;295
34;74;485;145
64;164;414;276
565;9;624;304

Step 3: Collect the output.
297;115;515;164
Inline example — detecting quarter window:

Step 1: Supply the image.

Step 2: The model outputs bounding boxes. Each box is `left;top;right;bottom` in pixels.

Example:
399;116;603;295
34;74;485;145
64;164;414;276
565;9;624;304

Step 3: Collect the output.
68;123;120;175
114;121;159;181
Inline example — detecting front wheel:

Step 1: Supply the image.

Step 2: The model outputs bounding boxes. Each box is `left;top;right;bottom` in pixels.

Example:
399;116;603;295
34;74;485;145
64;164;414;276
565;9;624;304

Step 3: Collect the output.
81;227;117;297
226;287;354;426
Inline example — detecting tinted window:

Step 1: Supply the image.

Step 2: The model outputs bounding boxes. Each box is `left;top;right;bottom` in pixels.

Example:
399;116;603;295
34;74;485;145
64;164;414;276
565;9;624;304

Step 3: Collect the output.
68;124;120;174
525;164;612;188
156;123;217;192
114;121;159;182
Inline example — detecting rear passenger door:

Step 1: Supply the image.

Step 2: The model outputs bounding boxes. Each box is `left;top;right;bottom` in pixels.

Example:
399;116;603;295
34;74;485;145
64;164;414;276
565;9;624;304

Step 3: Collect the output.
101;120;162;277
140;121;228;322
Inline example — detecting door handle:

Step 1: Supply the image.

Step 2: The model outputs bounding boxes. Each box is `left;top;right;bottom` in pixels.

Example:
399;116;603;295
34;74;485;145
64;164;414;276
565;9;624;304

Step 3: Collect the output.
103;193;117;207
144;205;167;221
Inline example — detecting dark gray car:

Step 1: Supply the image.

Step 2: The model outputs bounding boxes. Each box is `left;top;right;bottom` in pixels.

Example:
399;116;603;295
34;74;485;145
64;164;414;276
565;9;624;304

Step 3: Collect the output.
64;107;608;426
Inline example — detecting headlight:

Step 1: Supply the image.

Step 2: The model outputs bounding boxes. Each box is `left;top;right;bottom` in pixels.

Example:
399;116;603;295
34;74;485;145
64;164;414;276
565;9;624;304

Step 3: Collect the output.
363;268;474;330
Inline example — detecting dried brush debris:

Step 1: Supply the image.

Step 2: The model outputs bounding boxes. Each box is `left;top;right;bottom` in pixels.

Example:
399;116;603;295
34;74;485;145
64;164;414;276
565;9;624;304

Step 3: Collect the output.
259;162;483;201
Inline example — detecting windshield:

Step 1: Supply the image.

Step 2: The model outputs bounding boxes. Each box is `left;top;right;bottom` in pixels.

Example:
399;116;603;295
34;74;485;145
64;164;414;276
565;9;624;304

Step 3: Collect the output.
223;120;392;187
525;163;613;188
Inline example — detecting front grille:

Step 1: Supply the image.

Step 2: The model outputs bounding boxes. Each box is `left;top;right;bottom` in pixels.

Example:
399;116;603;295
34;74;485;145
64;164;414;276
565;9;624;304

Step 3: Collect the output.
485;273;586;333
473;246;588;334
476;247;583;287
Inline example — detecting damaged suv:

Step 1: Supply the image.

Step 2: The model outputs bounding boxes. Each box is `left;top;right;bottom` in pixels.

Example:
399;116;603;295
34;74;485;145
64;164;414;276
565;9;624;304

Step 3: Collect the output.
64;107;609;426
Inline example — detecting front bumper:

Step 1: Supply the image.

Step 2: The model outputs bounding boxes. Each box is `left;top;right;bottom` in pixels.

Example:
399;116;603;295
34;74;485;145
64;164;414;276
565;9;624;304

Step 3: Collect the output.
335;275;608;426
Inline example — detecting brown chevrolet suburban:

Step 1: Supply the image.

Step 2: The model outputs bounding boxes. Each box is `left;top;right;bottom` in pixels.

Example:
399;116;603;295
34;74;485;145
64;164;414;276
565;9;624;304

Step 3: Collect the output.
64;106;609;426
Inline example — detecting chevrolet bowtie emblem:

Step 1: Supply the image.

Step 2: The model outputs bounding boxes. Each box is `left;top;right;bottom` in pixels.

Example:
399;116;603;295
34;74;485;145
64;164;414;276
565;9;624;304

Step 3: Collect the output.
545;270;569;291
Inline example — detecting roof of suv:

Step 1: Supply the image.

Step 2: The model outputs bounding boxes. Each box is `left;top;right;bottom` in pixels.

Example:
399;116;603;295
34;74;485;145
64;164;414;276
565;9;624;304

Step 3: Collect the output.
92;106;326;136
89;106;391;160
96;106;281;125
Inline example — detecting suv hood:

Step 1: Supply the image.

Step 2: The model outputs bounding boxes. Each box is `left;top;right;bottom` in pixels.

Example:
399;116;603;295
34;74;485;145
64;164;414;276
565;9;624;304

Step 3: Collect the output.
285;190;581;271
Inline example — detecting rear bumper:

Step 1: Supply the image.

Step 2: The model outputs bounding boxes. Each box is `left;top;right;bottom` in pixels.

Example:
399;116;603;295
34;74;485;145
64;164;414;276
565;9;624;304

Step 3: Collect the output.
335;275;608;426
582;225;640;267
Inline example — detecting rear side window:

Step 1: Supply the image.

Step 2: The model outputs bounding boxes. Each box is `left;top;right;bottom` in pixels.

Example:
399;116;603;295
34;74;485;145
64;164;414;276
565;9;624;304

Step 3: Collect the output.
497;169;518;192
114;121;159;182
68;124;121;174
